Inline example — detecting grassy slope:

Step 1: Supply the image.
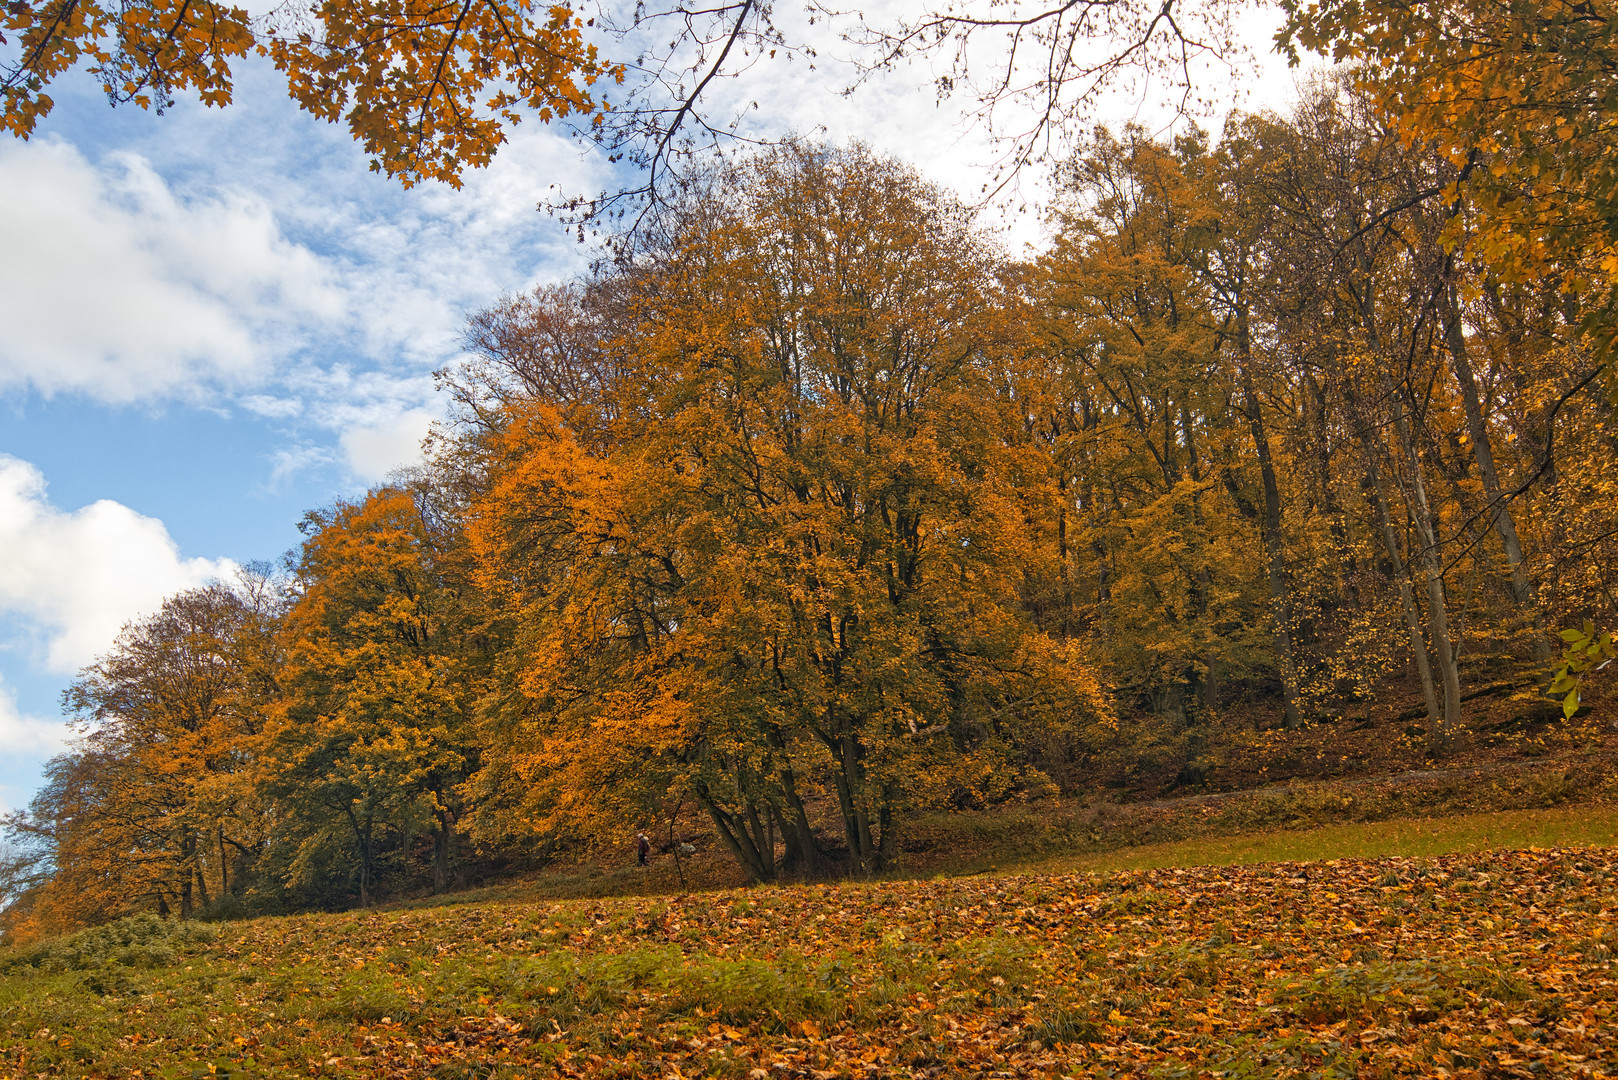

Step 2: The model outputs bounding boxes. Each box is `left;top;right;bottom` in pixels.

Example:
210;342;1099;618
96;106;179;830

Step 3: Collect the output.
1048;803;1618;874
3;803;1618;1078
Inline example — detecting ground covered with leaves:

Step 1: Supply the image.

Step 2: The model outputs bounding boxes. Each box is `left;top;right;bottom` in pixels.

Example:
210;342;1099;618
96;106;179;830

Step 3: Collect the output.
3;846;1617;1078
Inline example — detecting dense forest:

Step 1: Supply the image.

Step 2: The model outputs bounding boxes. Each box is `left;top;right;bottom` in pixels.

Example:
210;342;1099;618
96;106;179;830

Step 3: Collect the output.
4;76;1617;938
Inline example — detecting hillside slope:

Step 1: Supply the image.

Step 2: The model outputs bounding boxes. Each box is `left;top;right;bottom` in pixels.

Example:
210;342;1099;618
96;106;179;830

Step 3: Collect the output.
3;842;1616;1078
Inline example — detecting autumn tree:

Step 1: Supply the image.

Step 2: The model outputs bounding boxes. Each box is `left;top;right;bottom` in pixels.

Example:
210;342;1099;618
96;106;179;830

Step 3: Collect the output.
1277;7;1618;716
460;143;1107;879
1033;126;1326;730
1281;0;1618;326
2;577;280;934
265;487;474;904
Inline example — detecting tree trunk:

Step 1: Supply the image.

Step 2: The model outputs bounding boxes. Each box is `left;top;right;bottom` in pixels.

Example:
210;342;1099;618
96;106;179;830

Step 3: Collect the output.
1181;402;1218;714
1391;388;1463;746
700;796;771;882
432;807;454;895
775;766;821;873
194;861;212;911
840;731;878;873
345;806;373;907
741;791;773;877
1360;450;1441;724
1236;312;1302;728
1442;287;1553;663
179;832;195;918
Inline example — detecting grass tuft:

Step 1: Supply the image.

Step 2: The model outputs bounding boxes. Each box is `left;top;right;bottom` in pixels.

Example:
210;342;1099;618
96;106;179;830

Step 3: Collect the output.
0;913;214;974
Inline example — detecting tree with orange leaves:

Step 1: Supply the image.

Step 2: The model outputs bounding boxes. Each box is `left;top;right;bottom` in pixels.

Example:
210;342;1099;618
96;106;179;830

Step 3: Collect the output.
3;577;281;936
1;0;619;188
461;144;1108;880
265;487;473;905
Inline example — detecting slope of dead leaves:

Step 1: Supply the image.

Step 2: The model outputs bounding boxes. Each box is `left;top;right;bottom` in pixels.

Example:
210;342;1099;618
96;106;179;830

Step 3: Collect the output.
4;846;1617;1078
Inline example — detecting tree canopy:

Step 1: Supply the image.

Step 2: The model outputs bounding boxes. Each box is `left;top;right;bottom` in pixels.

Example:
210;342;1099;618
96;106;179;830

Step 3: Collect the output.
460;144;1108;878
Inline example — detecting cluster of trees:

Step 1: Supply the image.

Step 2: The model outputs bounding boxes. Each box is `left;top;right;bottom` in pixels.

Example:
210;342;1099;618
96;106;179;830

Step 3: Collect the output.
6;75;1618;933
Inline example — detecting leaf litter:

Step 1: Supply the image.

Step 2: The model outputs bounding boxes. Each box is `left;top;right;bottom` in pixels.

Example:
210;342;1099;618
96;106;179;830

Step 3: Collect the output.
4;846;1617;1077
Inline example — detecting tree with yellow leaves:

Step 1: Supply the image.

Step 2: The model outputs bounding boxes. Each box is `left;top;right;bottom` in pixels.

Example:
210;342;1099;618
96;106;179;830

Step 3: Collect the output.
460;143;1108;879
265;488;473;904
3;577;281;936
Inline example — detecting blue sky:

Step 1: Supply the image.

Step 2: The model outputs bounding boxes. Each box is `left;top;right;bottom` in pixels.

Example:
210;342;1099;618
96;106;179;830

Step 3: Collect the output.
0;51;618;806
0;2;1315;810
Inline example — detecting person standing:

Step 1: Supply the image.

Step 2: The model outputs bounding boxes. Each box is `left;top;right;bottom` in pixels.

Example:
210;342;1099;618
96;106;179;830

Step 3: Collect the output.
636;833;651;867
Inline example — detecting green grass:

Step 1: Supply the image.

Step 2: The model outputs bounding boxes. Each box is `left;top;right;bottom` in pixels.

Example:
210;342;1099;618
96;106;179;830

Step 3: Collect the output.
6;810;1618;1077
8;844;1618;1077
1034;802;1618;874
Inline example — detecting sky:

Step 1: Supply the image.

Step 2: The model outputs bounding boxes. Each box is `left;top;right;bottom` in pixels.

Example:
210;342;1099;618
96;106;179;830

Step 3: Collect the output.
0;0;1322;810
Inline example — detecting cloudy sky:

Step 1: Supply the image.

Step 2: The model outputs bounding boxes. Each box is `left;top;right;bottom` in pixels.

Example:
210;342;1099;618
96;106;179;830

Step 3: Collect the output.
0;1;1319;809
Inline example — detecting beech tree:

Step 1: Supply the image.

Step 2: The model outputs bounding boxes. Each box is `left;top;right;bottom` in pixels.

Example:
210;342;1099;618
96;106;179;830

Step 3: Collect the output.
462;143;1108;879
3;579;280;936
266;488;473;904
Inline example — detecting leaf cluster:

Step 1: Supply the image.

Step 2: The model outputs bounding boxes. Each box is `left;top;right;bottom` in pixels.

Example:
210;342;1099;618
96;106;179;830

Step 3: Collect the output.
2;0;620;187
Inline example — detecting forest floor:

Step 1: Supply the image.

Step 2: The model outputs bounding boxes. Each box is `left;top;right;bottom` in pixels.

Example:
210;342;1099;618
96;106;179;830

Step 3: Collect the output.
4;836;1618;1078
6;671;1617;1078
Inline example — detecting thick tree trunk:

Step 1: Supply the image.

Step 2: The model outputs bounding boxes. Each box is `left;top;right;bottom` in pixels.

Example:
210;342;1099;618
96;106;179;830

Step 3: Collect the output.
432;807;454;895
701;797;772;882
1391;389;1463;746
876;797;894;866
222;834;256;896
776;765;821;873
1236;312;1302;728
1442;289;1552;663
345;807;373;907
194;860;212;911
741;791;774;877
841;732;877;872
822;713;880;874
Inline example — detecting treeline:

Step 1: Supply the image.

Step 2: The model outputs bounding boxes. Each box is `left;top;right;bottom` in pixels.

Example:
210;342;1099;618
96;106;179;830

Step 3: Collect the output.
5;81;1617;935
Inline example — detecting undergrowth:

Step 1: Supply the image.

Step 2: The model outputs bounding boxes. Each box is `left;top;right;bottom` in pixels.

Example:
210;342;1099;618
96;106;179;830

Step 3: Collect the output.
0;913;214;974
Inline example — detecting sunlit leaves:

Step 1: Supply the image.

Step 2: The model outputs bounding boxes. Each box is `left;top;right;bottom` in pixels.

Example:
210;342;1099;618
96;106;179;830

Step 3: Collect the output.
265;0;617;186
460;143;1108;879
1550;620;1615;717
2;0;620;187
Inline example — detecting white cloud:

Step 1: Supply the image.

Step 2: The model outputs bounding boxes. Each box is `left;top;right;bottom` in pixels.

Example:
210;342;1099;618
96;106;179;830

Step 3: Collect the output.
0;88;608;493
0;139;344;404
340;408;439;482
0;675;69;761
0;456;237;673
267;442;340;490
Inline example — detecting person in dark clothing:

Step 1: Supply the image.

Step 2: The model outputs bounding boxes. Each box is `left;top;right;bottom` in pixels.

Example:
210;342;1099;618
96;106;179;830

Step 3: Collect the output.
636;833;651;867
